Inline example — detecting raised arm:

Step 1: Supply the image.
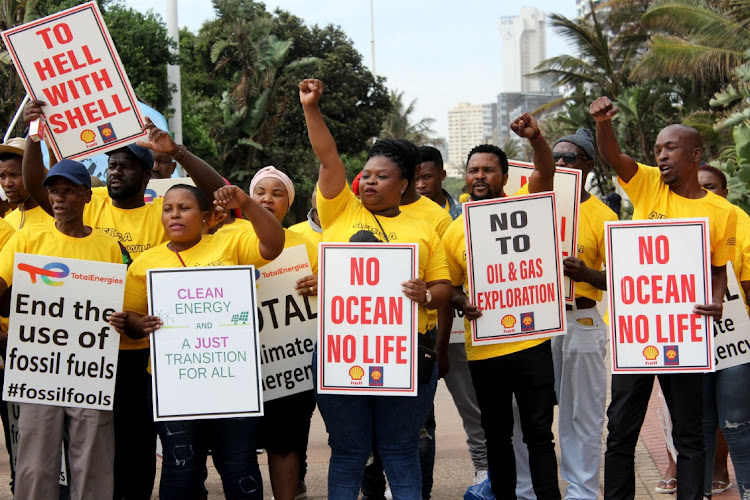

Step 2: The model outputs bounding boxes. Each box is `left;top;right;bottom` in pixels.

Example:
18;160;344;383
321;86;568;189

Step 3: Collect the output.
135;117;225;197
214;185;285;261
21;100;53;214
589;97;638;183
299;79;346;199
510;113;555;193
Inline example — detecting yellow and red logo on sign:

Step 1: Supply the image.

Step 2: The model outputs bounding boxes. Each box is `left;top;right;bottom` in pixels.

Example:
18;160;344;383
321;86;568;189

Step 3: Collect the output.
501;315;516;329
349;365;364;385
98;123;118;144
80;129;96;144
643;345;659;365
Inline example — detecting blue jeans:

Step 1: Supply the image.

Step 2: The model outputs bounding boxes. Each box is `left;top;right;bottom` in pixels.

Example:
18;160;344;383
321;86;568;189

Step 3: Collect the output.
313;345;438;500
703;363;750;497
156;417;262;499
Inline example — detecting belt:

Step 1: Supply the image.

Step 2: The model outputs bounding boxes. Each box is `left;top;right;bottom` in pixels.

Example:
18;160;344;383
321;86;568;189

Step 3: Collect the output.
566;297;596;311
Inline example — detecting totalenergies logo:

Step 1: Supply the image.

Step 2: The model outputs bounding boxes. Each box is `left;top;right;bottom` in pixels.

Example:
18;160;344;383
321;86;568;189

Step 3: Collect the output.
501;315;516;329
17;262;70;286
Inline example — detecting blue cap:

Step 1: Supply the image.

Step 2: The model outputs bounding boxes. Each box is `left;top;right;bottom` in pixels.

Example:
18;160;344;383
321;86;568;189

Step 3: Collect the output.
43;159;92;189
106;144;154;170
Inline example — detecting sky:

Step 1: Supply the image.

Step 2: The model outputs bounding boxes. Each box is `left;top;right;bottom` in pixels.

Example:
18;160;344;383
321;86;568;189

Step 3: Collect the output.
124;0;579;139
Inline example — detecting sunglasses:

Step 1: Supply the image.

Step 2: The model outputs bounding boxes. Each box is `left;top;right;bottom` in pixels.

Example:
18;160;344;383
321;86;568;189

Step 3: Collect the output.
553;152;590;164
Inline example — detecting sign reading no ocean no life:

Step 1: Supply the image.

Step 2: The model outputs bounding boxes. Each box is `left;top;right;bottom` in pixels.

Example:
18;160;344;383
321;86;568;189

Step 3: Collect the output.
148;266;263;420
605;219;713;373
1;1;146;160
464;192;566;344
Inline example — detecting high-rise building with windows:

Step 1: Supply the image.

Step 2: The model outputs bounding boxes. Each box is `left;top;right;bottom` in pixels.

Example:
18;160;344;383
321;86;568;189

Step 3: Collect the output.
499;7;546;93
447;102;497;166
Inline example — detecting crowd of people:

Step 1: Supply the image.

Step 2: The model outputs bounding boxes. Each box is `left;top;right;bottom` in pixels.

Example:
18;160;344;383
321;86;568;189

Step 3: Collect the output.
0;77;744;500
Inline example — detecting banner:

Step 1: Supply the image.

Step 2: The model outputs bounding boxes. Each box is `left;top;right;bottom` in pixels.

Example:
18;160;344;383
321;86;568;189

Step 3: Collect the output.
605;219;713;373
3;254;125;410
1;1;146;160
149;266;263;420
714;262;750;370
505;160;581;303
318;244;418;396
144;177;195;203
464;193;565;344
256;245;317;401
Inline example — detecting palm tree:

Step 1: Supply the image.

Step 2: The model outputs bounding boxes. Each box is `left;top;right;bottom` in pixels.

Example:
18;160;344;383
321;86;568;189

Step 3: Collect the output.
379;90;436;145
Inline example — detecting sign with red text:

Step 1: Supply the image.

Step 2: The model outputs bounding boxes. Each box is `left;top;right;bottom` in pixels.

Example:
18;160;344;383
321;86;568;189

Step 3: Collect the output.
464;193;565;344
450;308;466;344
505;161;581;304
3;254;125;410
318;244;418;396
713;262;750;370
256;245;317;401
1;1;146;160
605;219;713;373
149;266;263;420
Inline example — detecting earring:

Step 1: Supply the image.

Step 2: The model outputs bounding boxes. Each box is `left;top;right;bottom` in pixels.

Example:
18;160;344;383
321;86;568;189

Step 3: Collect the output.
202;219;206;223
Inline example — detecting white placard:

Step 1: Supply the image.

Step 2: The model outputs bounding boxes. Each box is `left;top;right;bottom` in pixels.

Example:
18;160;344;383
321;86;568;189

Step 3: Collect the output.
3;254;124;410
1;1;146;160
318;244;418;396
713;262;750;370
505;161;581;304
464;193;566;344
149;266;263;420
144;177;195;203
606;219;714;373
449;308;466;344
256;245;317;401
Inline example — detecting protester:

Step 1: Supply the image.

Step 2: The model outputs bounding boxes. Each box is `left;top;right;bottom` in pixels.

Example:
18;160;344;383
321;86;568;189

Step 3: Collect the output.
300;77;451;500
590;96;736;500
152;152;177;179
0;215;15;492
289;186;323;245
442;113;560;498
415;146;462;220
110;183;284;499
697;164;749;497
604;188;621;218
22;98;227;500
551;129;617;499
0;137;52;229
248;166;318;500
0;160;122;499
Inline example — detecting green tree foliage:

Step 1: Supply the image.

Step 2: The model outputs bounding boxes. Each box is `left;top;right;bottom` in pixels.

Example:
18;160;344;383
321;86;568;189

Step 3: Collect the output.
379;89;436;145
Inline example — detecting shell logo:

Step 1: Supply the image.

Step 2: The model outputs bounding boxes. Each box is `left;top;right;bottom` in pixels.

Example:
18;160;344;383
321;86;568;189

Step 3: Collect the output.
371;370;382;381
501;315;516;328
643;345;659;361
80;129;96;144
522;316;533;326
665;349;677;360
349;365;364;381
101;126;113;138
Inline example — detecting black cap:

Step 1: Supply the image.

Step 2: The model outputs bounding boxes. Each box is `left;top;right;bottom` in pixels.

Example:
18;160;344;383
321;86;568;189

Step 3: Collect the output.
42;159;92;189
106;144;154;170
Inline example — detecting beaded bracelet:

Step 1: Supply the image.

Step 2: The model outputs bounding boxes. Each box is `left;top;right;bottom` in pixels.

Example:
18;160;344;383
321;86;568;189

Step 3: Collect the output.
172;144;186;162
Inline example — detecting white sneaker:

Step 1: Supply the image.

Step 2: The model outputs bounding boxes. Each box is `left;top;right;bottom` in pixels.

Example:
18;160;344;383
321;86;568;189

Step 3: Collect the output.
474;470;489;485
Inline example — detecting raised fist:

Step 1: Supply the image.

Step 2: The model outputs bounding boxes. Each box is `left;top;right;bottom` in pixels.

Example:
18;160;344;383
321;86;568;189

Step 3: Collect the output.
299;79;323;107
589;96;619;122
510;112;540;140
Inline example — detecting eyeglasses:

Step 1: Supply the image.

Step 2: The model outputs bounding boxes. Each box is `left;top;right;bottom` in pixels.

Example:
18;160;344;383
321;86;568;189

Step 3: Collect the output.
552;152;591;164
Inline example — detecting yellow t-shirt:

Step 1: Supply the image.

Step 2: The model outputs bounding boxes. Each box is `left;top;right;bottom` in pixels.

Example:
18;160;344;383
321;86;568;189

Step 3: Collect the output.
317;186;450;333
214;217;254;235
401;196;453;238
84;186;168;262
289;220;323;246
620;164;736;266
0;217;15;249
124;230;271;318
282;230;319;274
575;195;618;302
4;204;53;230
0;219;122;286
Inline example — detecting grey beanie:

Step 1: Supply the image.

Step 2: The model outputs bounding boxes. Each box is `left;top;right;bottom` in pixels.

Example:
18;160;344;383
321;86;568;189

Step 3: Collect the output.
555;128;595;160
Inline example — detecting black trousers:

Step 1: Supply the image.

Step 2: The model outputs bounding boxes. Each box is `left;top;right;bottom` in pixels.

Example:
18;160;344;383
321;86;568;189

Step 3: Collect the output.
469;340;560;500
604;373;705;500
113;348;156;500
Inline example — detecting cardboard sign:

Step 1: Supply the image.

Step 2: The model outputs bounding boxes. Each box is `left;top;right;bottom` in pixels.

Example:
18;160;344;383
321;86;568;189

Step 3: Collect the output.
3;254;125;410
256;245;317;401
505;161;581;304
605;219;713;373
149;266;263;420
1;2;146;160
464;193;565;344
144;177;195;203
713;262;750;370
318;244;418;396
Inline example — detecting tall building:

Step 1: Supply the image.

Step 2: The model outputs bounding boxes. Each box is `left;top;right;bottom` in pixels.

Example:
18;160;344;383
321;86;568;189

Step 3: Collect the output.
496;91;560;147
499;7;546;93
447;102;497;166
577;0;604;19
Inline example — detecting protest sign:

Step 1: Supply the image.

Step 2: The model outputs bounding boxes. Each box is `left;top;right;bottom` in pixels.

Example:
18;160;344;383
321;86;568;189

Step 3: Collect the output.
256;245;317;401
149;266;263;420
318;243;418;396
144;177;195;203
450;308;466;344
713;262;750;370
464;192;565;344
505;160;581;303
3;254;125;410
1;1;146;160
605;219;713;373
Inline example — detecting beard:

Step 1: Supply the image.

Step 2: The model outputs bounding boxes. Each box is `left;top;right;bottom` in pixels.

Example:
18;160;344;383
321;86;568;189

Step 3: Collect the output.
107;181;142;201
470;185;503;201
